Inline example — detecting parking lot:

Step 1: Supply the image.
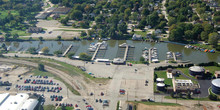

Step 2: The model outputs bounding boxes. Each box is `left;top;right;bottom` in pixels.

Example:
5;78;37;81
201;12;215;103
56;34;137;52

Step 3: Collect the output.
0;66;95;109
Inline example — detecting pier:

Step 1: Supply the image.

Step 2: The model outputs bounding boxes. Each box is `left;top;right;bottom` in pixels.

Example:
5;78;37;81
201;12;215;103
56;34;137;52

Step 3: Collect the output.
91;44;101;60
62;44;73;56
172;52;177;61
123;45;129;61
148;48;152;63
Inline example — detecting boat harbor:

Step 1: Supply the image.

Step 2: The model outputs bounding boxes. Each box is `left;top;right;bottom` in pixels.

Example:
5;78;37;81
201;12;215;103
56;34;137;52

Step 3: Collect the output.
142;47;159;63
1;40;219;64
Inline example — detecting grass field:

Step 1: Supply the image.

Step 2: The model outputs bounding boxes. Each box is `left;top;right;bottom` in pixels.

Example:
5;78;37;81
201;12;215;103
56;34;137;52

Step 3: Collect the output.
10;30;31;36
132;31;148;36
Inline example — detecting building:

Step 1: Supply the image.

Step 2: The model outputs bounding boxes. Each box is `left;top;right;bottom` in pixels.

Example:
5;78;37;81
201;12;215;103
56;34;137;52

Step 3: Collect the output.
132;34;142;40
167;79;200;93
0;93;39;110
112;58;125;64
35;12;50;19
211;79;220;95
0;36;4;41
27;27;43;33
157;83;165;91
52;7;71;14
215;71;220;78
189;66;205;76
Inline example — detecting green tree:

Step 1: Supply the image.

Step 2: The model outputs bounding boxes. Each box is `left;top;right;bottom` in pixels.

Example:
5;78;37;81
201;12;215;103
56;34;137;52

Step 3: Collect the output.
178;92;182;98
67;52;75;59
200;31;208;41
57;36;61;41
192;15;199;21
12;34;19;40
70;10;83;20
53;50;62;56
187;91;191;99
118;22;127;34
81;31;87;37
168;17;176;26
203;23;213;34
27;47;37;54
39;37;43;41
38;63;45;71
184;30;193;40
79;52;91;61
208;32;219;46
41;47;50;54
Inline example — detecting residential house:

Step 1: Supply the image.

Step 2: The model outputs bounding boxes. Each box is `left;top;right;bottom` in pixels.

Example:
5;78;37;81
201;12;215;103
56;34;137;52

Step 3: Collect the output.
215;71;220;78
132;34;142;40
0;36;4;41
27;27;43;33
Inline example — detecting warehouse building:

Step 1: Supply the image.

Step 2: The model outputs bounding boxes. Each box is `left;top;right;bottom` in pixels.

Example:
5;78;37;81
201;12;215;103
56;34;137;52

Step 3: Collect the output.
0;93;39;110
189;66;205;76
211;79;220;95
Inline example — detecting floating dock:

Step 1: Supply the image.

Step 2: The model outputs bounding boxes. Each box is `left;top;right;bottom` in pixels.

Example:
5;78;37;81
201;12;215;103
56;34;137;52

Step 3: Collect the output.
91;44;101;60
62;44;73;56
172;52;177;61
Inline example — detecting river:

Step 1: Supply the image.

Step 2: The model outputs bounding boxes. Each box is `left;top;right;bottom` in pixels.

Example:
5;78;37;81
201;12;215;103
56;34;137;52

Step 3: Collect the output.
1;40;220;64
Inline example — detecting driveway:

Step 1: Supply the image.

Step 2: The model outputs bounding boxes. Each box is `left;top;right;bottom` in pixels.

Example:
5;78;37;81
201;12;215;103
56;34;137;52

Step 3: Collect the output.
198;79;211;97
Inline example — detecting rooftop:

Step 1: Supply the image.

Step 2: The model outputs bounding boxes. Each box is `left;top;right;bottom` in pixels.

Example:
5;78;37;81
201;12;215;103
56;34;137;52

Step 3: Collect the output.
189;66;205;72
212;79;220;87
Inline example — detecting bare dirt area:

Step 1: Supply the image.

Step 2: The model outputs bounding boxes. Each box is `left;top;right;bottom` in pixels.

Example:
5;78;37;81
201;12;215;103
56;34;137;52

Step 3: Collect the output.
136;103;187;110
61;31;81;39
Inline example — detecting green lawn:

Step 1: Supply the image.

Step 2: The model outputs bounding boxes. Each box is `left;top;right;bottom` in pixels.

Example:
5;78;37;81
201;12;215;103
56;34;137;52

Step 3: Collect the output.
132;31;148;36
56;107;74;110
10;30;31;36
47;17;53;20
164;96;210;101
155;71;173;86
132;101;181;106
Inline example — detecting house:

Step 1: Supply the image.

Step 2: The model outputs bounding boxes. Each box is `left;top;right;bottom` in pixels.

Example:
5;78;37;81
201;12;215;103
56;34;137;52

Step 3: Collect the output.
132;34;142;40
215;71;220;78
0;35;4;41
52;14;60;20
27;27;43;33
35;12;51;19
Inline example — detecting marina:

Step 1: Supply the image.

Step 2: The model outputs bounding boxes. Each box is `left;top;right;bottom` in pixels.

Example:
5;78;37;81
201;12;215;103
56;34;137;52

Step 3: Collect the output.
0;40;219;64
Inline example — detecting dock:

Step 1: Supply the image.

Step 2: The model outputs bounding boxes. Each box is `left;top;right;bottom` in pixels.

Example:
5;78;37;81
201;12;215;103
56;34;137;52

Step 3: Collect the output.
172;52;177;61
123;45;129;61
91;44;101;60
148;48;152;63
62;44;73;56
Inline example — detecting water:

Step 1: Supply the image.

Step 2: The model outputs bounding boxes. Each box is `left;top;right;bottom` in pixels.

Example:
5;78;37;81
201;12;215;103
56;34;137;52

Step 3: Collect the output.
1;40;220;64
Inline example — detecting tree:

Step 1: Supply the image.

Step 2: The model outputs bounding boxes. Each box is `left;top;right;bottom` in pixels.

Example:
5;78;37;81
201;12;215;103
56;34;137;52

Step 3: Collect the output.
57;36;61;41
53;50;62;56
70;10;83;20
140;56;145;62
192;24;203;40
200;31;208;41
81;31;87;37
41;47;50;54
208;32;219;46
178;92;182;98
168;17;176;26
118;22;127;34
38;63;45;71
79;52;91;61
192;15;199;21
39;37;43;41
27;47;37;54
187;91;191;99
67;52;75;59
170;92;175;98
184;30;193;40
12;34;19;40
203;23;213;34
